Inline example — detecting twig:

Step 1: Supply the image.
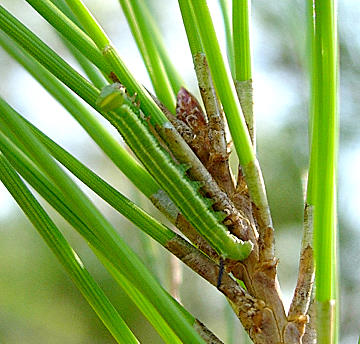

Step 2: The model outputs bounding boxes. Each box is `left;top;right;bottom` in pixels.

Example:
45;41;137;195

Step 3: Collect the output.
166;235;270;340
243;160;275;261
194;320;224;344
176;87;211;168
150;189;220;262
192;53;235;196
285;171;315;343
287;203;315;338
232;167;255;227
302;291;316;344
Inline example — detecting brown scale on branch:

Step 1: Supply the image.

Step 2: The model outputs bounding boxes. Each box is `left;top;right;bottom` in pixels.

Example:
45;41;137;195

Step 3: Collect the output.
176;87;210;165
109;71;121;83
193;53;236;196
176;87;235;196
233;166;256;226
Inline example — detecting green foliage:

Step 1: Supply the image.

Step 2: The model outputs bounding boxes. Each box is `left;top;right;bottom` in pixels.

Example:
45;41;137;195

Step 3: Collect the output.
0;154;139;344
307;0;338;342
0;0;340;342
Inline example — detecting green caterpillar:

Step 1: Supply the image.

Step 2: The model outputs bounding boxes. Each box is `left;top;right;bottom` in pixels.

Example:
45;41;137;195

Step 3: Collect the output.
97;83;253;260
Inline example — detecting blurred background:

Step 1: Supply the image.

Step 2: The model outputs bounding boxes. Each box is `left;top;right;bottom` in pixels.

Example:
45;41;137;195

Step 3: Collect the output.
0;0;359;343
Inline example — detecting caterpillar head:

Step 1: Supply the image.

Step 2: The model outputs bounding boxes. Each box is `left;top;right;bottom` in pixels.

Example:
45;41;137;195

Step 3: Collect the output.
97;83;126;112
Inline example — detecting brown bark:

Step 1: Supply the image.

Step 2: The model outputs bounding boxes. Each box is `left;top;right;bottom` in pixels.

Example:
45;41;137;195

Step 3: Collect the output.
148;86;312;343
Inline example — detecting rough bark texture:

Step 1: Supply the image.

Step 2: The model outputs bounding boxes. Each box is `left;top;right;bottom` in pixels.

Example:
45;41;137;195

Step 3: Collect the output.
302;296;317;344
194;320;225;344
288;204;315;322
